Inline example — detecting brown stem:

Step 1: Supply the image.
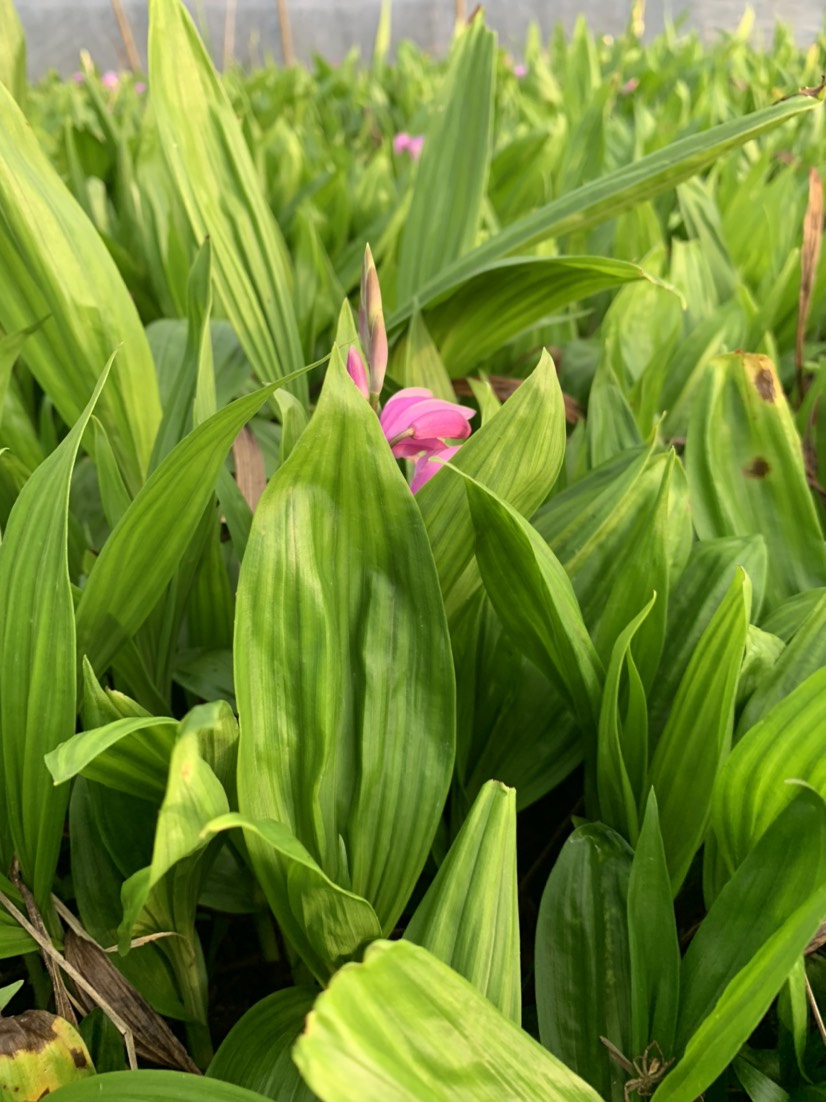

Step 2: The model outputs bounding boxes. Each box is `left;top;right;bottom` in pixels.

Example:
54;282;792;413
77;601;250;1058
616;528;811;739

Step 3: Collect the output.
276;0;295;67
223;0;238;70
109;0;141;72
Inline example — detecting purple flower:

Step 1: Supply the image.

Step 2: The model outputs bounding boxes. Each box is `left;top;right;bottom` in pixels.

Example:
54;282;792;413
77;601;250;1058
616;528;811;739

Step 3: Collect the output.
379;389;474;459
410;445;460;493
101;70;120;90
513;63;528;78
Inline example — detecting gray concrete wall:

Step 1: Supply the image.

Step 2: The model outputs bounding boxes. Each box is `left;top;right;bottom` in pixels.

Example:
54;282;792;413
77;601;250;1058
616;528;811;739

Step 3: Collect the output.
13;0;826;78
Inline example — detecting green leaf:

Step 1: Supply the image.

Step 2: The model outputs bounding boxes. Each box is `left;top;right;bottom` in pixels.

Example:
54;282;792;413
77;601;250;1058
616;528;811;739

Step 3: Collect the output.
390;94;823;326
647;567;751;894
685;353;826;612
203;813;381;981
42;1070;273;1101
207;987;318;1102
418;350;566;601
234;349;453;974
424;257;671;377
463;473;603;734
405;780;521;1024
597;596;655;842
0;85;160;493
652;793;826;1102
45;715;176;802
75;381;293;678
710;666;826;881
294;940;603;1102
0;361;110;903
535;824;634;1102
391;310;454;402
0;0;25;106
148;0;306;402
396;17;496;302
627;791;680;1058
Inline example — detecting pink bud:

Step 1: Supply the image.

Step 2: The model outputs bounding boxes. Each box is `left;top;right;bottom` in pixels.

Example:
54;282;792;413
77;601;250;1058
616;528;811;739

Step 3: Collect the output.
346;347;369;400
410;445;460;493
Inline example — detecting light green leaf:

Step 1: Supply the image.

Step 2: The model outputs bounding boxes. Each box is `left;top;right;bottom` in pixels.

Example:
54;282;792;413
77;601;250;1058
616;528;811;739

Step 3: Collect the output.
0;0;26;106
405;780;521;1024
0;361;110;903
148;0;306;402
0;84;160;493
294;940;603;1102
42;1070;273;1101
648;568;751;894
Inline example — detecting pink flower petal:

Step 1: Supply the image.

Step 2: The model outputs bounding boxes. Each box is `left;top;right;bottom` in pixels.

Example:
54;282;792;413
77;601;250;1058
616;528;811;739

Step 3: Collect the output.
135;81;147;94
393;132;411;154
410;445;460;493
346;347;369;400
407;135;425;159
378;389;435;439
101;70;120;90
513;63;528;78
381;392;475;457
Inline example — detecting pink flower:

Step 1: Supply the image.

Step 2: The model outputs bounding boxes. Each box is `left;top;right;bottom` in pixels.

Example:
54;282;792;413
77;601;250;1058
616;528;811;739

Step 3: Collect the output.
101;70;120;90
379;389;474;459
347;347;369;400
513;63;528;78
620;77;639;95
393;132;425;159
72;71;85;84
411;445;460;493
135;81;147;94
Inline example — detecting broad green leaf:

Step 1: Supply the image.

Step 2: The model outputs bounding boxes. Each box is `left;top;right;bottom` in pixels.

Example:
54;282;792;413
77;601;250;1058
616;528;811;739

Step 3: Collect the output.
0;85;160;493
418;350;566;601
597;596;655;842
390;95;823;326
464;473;603;733
45;715;176;802
733;1060;790;1102
587;360;643;469
0;362;110;903
648;536;767;746
648;568;751;893
75;381;293;677
653;794;826;1102
294;939;603;1102
396;17;496;302
0;0;25;106
207;987;318;1102
0;873;34;958
204;813;381;982
405;780;521;1024
685;353;826;611
234;348;453;972
424;257;670;377
710;667;826;880
735;592;826;740
119;730;229;948
44;1071;273;1101
535;824;634;1102
628;792;680;1058
148;0;306;402
392;310;454;402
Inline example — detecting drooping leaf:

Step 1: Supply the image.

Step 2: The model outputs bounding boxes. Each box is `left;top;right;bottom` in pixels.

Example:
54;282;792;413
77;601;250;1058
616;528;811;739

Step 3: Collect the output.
294;940;602;1102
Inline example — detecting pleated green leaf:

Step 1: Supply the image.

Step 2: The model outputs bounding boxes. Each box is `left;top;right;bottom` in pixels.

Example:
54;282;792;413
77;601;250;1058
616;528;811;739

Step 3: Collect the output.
44;1071;272;1101
685;353;826;612
652;793;826;1102
207;987;318;1102
417;350;566;600
463;473;603;733
710;666;826;880
627;792;680;1059
75;382;290;678
45;715;176;802
424;257;671;377
647;567;751;894
405;780;521;1024
204;813;381;982
396;17;496;303
119;730;229;948
294;940;602;1102
390;94;822;326
0;363;110;903
0;0;25;106
234;348;454;975
597;596;655;843
0;85;160;494
148;0;306;402
535;824;634;1102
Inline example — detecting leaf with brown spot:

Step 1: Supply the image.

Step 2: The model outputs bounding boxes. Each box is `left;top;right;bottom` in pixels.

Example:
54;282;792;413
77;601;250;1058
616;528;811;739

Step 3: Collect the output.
743;457;771;479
